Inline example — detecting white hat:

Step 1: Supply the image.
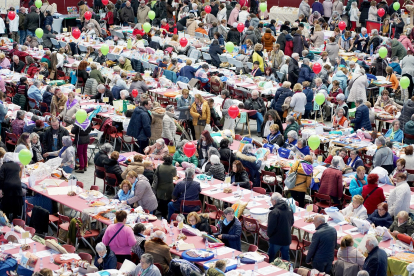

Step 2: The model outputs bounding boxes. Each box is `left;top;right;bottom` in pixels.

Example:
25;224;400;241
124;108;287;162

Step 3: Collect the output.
232;22;238;28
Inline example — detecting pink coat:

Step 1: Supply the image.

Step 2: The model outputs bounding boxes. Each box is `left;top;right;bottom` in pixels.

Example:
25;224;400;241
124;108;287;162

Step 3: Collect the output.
102;223;136;255
398;35;414;53
228;8;239;26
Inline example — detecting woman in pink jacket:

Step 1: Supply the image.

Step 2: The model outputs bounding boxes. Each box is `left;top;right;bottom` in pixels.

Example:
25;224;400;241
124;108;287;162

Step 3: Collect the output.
228;4;240;26
102;210;136;262
398;30;414;53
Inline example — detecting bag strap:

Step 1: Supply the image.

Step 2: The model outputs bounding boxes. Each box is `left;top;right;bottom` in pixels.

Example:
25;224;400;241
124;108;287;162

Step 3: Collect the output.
364;187;378;201
108;225;124;246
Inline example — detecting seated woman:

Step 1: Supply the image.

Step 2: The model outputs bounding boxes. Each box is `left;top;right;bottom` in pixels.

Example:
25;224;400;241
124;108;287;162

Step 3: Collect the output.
218;138;235;170
51;89;68;116
346;150;364;172
132;223;146;259
337;235;366;269
332;108;349;128
124;171;158;213
173;139;198;168
262;124;284;147
389;211;414;238
197;130;218;166
144;139;169;159
384;120;403;143
283;130;298;149
216;207;242;251
362;173;385;215
206;260;227;276
206;155;226;181
134;253;161;276
30;133;43;163
374;90;402;111
367;202;393;228
144;231;172;274
385;66;400;93
58;92;80;125
390;158;407;182
187;212;211;234
295;138;310;157
340;195;368;224
38;62;49;79
103;151;124;188
349;166;367;197
43;136;75;173
236;144;261;187
116;180;134;202
94;242;117;270
121;154;145;179
14;133;31;154
202;147;221;173
230;160;250;189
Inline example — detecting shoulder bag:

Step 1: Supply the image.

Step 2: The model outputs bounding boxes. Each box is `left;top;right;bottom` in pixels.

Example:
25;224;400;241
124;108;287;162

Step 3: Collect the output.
105;225;124;251
364;187;378;201
285;162;308;189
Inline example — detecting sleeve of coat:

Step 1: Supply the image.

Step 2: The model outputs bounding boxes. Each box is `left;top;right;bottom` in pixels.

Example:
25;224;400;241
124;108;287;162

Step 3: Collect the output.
337;173;343;199
349;179;363;197
306;231;320;263
189;103;199;119
142;113;152;138
222;221;242;241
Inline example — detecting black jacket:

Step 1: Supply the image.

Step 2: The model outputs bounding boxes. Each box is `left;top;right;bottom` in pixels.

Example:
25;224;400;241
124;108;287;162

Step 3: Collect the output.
25;11;40;32
94;248;117;270
292;34;309;57
71;123;93;145
92;88;114;105
305;223;337;264
197;140;218;161
219;147;236;166
363;246;388;276
276;33;286;52
94;150;110;178
288;58;300;84
10;61;25;73
267;200;294;246
42;126;70;153
359;1;371;25
103;158;124;186
195;216;212;234
0;161;23;197
230;171;250;189
209;44;223;68
29;206;49;234
227;29;240;46
244;97;266;115
42;90;53;111
267;133;284;147
143;169;154;185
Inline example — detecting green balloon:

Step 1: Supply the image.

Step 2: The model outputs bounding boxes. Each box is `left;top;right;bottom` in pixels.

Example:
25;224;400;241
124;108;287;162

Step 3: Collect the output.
143;22;151;33
393;2;400;10
308;135;320;151
378;46;387;59
401;76;410;89
101;44;109;55
259;2;267;12
225;42;234;53
35;28;43;39
315;93;325;105
148;10;156;20
35;0;42;8
76;109;88;124
19;149;32;166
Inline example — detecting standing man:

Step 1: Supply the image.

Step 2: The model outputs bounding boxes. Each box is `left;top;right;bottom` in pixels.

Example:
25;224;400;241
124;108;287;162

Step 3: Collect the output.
137;0;150;24
18;7;26;45
244;90;266;136
288;53;300;88
298;0;310;20
305;215;337;274
121;1;135;26
127;99;152;154
363;235;388;275
267;193;294;262
24;6;39;38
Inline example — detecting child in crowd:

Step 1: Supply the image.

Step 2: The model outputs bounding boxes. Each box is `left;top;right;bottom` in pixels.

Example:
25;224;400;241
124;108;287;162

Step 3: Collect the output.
39;62;49;79
69;63;78;85
389;56;402;75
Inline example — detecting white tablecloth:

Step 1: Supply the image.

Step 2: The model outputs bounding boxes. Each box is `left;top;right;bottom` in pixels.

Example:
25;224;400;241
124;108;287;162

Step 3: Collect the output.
269;6;300;22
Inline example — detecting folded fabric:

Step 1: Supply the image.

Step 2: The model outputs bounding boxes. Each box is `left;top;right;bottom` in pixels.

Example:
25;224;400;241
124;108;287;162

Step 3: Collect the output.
60;253;81;260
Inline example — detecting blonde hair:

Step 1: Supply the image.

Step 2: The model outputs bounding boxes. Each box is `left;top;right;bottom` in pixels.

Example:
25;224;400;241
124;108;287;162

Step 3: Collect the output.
127;170;138;179
187;212;201;224
293;83;303;92
356;166;365;173
269;124;279;132
254;43;263;52
90;63;97;70
194;93;204;103
186;59;192;65
0;53;5;59
133;154;143;162
352;195;364;205
0;148;5;159
182;89;190;95
304;155;313;163
398;211;409;220
119;179;132;189
314;24;322;32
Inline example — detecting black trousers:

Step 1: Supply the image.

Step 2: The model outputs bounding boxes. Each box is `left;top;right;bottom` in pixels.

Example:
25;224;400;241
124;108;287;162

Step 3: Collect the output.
137;139;149;154
157;199;170;219
290;191;306;208
116;254;131;263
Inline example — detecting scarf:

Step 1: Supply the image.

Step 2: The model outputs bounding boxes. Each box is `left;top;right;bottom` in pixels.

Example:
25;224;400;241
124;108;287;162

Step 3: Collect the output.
341;35;351;50
74;118;91;131
255;50;263;57
223;218;231;225
390;129;399;139
32;141;44;162
347;155;361;167
59;145;69;158
137;264;154;276
267;131;281;143
66;98;78;110
118;188;132;201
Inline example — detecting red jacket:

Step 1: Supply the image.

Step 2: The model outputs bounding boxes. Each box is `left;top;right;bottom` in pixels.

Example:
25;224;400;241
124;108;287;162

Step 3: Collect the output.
103;11;114;25
324;154;349;164
362;184;385;215
133;28;145;36
284;40;293;57
23;64;38;78
319;168;343;199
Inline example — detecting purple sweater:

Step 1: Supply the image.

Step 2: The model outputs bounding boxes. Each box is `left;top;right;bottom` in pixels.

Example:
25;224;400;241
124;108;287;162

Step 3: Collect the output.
312;2;324;16
102;223;136;255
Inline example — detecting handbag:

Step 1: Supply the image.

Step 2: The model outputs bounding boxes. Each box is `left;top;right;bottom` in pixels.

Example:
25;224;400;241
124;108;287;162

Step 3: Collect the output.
198;119;206;126
168;143;176;154
284;162;307;189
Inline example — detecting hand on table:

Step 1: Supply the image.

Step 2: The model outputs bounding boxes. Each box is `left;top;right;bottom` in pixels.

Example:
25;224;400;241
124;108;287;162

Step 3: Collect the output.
391;230;399;237
43;153;49;157
121;201;127;205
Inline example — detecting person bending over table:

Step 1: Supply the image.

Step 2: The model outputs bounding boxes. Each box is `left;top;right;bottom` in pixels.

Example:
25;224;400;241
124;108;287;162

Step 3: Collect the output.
362;173;385;215
262;124;284;147
144;231;172;274
121;154;145;179
124;170;158;213
102;210;136;262
337;235;366;269
216;207;242;251
389;210;414;238
340;195;368;224
58;92;80;125
319;156;343;204
173;139;198;168
236;143;261;187
43;136;75;173
206;260;227;276
384;120;403;143
144;139;169;160
94;242;117;270
367;202;393;228
50;89;67;116
349;166;367;197
187;212;212;234
134;253;162;276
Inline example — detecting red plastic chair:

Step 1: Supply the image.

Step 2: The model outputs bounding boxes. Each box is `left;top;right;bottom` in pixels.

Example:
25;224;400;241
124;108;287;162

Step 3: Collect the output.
92;118;103;130
5;132;18;150
205;202;219;223
79;252;93;263
76;181;84;189
105;172;120;194
12;219;25;228
252;187;266;195
24;226;35;236
62;244;76;253
248;244;258;252
300;239;312;266
180;200;202;215
314;192;339;210
241;216;260;245
154;263;164;274
290;234;302;267
210;225;218;234
40;102;49;112
94;165;107;190
25;200;34;223
260;170;279;193
58;213;70;233
28;98;39;110
90;185;99;191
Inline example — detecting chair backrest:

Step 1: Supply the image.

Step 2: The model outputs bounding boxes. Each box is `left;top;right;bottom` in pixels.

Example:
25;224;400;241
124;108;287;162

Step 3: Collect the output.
24;226;36;236
50;38;60;46
117;262;123;270
205;202;218;213
202;52;211;60
234;60;243;68
248;244;258;252
252;187;266;195
219;55;228;63
106;172;119;186
78;252;93;263
62;244;76;253
12;219;25;228
195;32;204;38
25;200;34;213
315;192;331;202
58;213;70;225
59;41;67;48
90;185;99;191
241;216;259;232
180;200;202;214
246;62;253;69
210;225;218;233
78;44;88;52
154;263;164;274
6;132;18;144
76;181;84;188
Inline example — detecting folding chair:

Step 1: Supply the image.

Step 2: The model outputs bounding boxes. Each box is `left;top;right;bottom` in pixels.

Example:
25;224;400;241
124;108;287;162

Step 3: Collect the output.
88;130;103;161
50;38;60;49
59;41;67;48
202;52;211;61
219;55;228;63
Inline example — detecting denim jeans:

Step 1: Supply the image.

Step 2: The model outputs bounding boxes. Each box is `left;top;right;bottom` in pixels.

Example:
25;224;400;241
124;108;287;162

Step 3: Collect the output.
19;30;26;45
268;243;289;262
250;112;264;134
167;201;179;222
62;166;73;173
26;30;35;37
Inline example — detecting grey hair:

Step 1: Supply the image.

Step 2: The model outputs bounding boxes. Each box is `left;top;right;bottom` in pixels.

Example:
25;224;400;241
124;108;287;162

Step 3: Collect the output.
361;27;367;33
303;58;310;65
356;98;364;105
119;56;125;62
251;90;259;96
314;215;325;224
208;147;221;159
292;53;299;59
33;80;41;87
387;38;393;44
391;120;400;127
221;90;230;97
97;84;106;91
120;90;129;98
349;60;355;65
140;253;154;265
3;152;16;163
297;138;306;146
351;1;357;6
392;56;399;61
407;28;412;36
156;138;165;146
223;207;234;215
332;11;339;16
185;167;195;178
376;136;386;146
151;230;166;242
357;271;369;276
163;57;170;63
336;93;345;101
271;192;282;201
16;110;25;119
210;155;220;165
242;144;253;154
166;105;174;112
177;139;188;149
13;55;19;60
335;107;345;115
95;242;107;252
331;156;341;168
161;18;167;23
62;136;72;147
29;132;39;141
366;235;379;247
315;77;322;83
101;143;113;154
189;13;195;18
286;115;295;124
287;130;298;140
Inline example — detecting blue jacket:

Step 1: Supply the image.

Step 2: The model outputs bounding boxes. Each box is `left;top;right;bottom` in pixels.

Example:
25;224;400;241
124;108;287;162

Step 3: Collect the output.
349;175;367;197
44;16;53;28
297;64;315;84
126;106;152;141
385;128;403;143
217;218;242;251
389;62;402;75
94;249;117;270
42;90;53;109
367;209;393;228
235;151;261;187
312;2;324;15
271;87;293;112
217;34;225;46
176;95;195;120
328;70;348;92
297;145;310;156
351;104;372;131
27;85;42;108
179;65;198;80
269;25;277;36
347;156;364;171
0;103;7;123
172;178;201;211
363;246;388;276
357;59;370;72
303;88;314;111
209;44;223;68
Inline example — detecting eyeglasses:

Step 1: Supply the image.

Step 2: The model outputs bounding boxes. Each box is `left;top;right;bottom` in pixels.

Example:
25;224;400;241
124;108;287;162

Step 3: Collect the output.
378;208;385;211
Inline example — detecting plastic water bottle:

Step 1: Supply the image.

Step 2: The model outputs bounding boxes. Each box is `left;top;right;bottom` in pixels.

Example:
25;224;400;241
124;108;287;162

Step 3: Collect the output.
289;263;294;275
71;260;75;271
392;245;395;256
63;263;67;272
220;182;223;191
390;238;394;247
339;225;343;235
136;216;141;224
214;247;218;257
176;242;180;251
361;223;365;234
250;189;254;199
19;246;22;256
237;257;241;267
33;243;37;253
251;270;255;276
205;239;209;251
410;241;413;251
150;227;154;235
237;183;240;194
39;258;43;269
254;260;258;271
240;189;244;199
50;256;53;263
10;223;14;232
232;250;235;259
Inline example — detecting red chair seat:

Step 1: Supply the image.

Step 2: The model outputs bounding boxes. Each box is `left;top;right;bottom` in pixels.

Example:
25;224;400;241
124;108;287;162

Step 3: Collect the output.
290;239;299;251
49;215;59;223
208;212;217;220
83;229;100;239
59;222;70;231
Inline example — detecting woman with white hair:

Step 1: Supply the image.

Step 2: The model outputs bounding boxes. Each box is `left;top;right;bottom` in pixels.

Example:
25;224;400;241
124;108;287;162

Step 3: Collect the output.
134;253;161;276
336;93;349;118
94;242;117;270
351;28;369;53
390;210;414;238
327;11;340;30
372;136;394;174
206;155;226;181
162;105;177;146
30;132;43;163
347;68;368;106
144;139;169;159
144;230;172;274
43;136;75;173
85;23;96;36
284;130;299;149
340;195;368;223
319;156;343;204
284;116;299;140
333;107;349;128
235;144;262;187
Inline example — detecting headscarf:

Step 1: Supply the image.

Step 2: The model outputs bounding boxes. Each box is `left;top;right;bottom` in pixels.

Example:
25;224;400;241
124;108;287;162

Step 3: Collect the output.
32;138;44;162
